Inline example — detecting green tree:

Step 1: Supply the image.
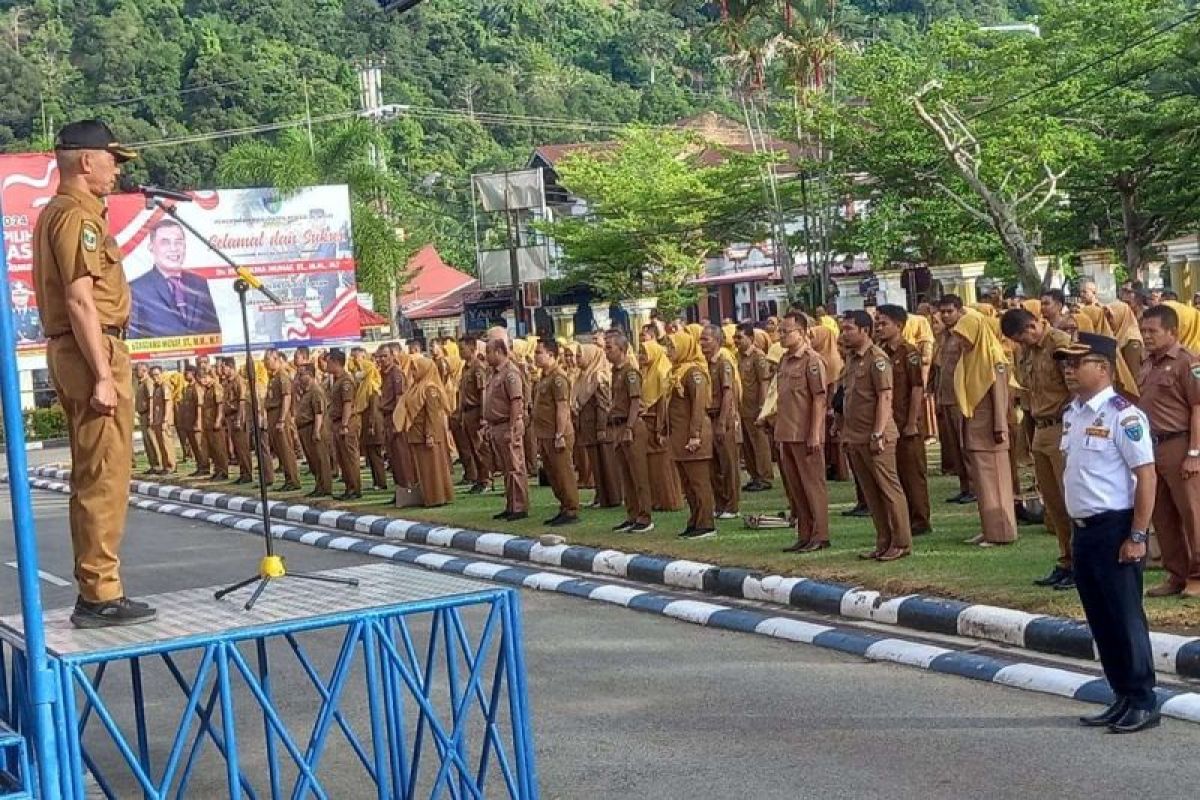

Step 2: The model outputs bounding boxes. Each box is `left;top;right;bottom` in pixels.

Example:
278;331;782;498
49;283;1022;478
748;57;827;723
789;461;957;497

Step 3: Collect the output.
539;127;777;317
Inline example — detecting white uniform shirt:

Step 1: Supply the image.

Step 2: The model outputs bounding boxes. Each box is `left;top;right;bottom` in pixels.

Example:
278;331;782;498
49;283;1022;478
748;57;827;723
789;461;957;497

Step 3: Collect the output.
1061;385;1155;519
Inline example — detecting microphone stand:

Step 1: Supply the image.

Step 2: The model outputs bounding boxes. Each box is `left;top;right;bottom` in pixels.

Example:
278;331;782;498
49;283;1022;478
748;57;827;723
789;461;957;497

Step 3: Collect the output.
145;197;358;609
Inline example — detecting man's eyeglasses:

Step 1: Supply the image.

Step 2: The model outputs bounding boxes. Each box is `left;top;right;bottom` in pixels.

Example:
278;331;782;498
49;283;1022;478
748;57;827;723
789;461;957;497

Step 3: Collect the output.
1059;356;1108;369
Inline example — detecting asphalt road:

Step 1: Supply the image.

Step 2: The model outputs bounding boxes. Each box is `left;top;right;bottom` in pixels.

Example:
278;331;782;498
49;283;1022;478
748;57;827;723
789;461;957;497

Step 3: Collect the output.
3;451;1200;799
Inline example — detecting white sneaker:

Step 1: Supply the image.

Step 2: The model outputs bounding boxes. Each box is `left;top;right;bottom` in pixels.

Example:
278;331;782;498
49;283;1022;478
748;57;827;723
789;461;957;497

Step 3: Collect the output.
716;511;738;520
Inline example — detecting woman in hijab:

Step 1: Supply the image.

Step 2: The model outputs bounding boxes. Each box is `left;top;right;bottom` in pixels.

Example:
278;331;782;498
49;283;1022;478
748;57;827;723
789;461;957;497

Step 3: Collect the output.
351;352;389;491
665;331;716;537
809;324;848;482
639;341;684;511
562;343;593;489
953;313;1018;546
510;337;539;475
1106;300;1144;377
394;356;454;507
574;342;623;508
1163;300;1200;354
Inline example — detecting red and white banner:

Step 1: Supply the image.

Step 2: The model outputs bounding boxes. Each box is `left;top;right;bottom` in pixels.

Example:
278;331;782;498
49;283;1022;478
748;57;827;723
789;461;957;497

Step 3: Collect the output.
1;153;361;358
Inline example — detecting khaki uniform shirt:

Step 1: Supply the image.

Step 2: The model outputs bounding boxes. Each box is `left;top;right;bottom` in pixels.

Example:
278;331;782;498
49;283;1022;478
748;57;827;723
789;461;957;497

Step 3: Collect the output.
883;340;925;434
379;364;405;418
738;348;771;419
1015;324;1072;421
151;382;173;428
1137;344;1200;435
223;375;248;427
963;367;1011;452
484;360;523;425
136;376;154;420
179;383;199;430
842;344;898;445
533;368;571;439
459;362;487;411
32;185;130;337
406;387;449;445
936;331;963;407
774;348;826;444
199;382;224;430
667;366;713;460
295;384;326;428
576;383;611;446
329;373;357;423
265;371;293;422
609;363;642;425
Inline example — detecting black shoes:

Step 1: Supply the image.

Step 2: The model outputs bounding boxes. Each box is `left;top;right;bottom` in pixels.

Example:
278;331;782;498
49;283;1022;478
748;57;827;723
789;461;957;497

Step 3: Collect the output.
71;596;157;629
629;522;654;533
1080;698;1128;727
305;490;330;498
841;504;870;518
468;483;488;495
612;521;635;532
506;511;528;521
912;526;933;536
945;491;976;504
547;513;579;527
679;527;716;540
336;491;362;501
742;480;772;492
1108;706;1161;734
493;510;513;520
1052;572;1077;591
279;482;303;492
1034;566;1072;588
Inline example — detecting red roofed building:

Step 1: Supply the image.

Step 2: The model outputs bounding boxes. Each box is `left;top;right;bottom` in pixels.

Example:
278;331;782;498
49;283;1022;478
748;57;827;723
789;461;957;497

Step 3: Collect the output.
396;244;478;339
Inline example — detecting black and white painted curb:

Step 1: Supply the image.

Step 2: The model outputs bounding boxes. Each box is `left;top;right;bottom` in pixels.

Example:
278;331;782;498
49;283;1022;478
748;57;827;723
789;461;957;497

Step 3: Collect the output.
24;473;1200;725
28;465;1200;682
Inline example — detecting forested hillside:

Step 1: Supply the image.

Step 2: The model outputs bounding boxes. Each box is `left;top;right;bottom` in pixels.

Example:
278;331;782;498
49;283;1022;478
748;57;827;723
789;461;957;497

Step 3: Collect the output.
0;0;1034;274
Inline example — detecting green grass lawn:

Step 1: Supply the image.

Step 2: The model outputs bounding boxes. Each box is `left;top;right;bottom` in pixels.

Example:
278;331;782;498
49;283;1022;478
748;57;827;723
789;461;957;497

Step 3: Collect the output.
137;448;1200;633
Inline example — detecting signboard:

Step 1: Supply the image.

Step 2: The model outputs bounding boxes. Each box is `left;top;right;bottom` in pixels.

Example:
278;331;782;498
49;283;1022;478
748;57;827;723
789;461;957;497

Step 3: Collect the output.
1;154;361;358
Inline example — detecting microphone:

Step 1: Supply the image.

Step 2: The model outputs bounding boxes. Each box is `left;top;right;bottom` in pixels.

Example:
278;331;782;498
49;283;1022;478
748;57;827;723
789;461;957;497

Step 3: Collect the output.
235;267;284;305
137;184;193;203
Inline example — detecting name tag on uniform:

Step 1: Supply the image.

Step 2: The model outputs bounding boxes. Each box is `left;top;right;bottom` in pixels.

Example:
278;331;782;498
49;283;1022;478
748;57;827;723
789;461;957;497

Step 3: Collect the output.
1085;426;1110;439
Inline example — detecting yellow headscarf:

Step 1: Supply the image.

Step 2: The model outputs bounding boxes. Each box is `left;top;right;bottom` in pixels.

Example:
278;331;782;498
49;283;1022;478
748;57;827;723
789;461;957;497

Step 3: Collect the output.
722;323;738;355
1077;305;1113;337
162;371;186;402
1021;299;1043;319
393;356;446;433
1164;301;1200;354
972;303;998;318
511;338;533;364
953;312;1008;417
819;315;840;338
685;323;704;345
757;343;789;423
1072;312;1094;335
1106;301;1142;349
352;357;382;414
902;314;935;349
668;331;708;395
639;340;672;408
809;325;843;383
752;328;771;353
572;343;610;410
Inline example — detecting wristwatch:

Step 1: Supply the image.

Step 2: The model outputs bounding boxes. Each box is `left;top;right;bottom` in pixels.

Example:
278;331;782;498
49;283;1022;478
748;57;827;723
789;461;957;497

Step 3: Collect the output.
870;432;884;441
1129;529;1149;544
1188;449;1200;458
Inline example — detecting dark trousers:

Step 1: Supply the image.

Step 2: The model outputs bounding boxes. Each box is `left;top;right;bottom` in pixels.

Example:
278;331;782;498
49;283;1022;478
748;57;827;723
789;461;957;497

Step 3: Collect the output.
1072;509;1156;711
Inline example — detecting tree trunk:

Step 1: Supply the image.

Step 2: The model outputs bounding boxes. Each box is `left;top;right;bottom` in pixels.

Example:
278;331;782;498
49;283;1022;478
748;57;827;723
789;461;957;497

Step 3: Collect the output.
1117;176;1146;281
955;167;1043;293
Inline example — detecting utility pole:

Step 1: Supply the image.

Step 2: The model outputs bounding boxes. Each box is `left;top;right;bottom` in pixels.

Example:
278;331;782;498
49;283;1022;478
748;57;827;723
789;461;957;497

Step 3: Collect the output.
504;181;523;336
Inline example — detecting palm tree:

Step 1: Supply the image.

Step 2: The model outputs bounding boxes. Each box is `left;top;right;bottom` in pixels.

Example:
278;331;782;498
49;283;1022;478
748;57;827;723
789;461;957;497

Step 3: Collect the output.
217;119;411;308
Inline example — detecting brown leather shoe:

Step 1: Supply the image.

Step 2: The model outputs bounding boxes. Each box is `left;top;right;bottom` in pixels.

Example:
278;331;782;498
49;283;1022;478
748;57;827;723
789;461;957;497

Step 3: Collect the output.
1146;581;1185;598
791;540;830;554
858;550;883;560
876;548;911;562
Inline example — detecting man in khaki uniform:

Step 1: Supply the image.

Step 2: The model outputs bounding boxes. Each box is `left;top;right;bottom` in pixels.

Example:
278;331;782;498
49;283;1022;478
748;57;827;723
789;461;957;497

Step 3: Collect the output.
700;325;740;519
735;323;774;491
841;310;912;561
148;365;176;474
198;368;228;479
533;340;579;525
31;120;154;627
135;363;160;474
181;366;208;475
484;339;529;520
771;312;829;552
1138;305;1200;598
875;306;932;536
264;348;302;490
327;350;363;500
456;334;492;493
605;330;654;533
378;344;416;490
295;365;332;498
936;295;973;503
1002;307;1075;589
219;357;253;483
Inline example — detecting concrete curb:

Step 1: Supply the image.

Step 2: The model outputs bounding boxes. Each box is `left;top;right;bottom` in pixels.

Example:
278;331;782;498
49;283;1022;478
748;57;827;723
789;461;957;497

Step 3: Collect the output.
29;465;1200;681
24;472;1200;727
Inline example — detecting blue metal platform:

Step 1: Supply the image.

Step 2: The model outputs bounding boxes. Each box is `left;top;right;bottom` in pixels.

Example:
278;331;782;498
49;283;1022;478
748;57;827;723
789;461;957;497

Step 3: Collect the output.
0;562;539;799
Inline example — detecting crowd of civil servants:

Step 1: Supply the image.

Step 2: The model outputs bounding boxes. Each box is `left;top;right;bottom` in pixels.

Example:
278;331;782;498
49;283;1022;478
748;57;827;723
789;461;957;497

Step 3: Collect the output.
130;280;1200;600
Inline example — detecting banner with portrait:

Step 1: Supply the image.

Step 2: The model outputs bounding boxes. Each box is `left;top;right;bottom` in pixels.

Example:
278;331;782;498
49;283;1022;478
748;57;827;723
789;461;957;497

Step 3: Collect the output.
1;153;362;358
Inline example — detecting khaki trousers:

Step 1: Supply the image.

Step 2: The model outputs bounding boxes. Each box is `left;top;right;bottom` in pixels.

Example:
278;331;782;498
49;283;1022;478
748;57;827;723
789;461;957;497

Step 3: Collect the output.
613;421;652;525
488;422;528;513
847;442;912;553
298;424;332;494
740;413;773;484
778;441;828;544
1031;424;1071;568
675;458;714;531
334;415;363;493
538;435;580;515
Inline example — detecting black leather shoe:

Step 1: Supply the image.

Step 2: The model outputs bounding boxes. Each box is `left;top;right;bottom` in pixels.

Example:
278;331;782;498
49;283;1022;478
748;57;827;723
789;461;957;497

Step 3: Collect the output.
1034;566;1071;587
945;492;966;504
1052;572;1077;591
493;510;514;520
71;597;157;629
1079;698;1128;727
505;511;528;521
544;514;564;525
548;514;578;527
1108;706;1161;734
841;504;870;518
955;492;977;505
912;526;933;536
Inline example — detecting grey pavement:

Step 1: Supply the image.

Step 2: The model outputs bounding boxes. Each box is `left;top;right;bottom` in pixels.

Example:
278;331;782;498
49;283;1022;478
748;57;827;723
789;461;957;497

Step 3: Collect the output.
3;451;1200;798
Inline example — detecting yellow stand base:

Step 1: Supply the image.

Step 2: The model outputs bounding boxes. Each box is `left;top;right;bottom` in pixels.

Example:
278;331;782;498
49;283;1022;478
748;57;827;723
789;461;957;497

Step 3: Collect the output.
259;555;286;578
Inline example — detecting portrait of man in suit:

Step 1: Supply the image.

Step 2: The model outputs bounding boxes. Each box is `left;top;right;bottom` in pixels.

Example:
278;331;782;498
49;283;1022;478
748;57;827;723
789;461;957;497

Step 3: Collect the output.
128;220;221;339
11;280;42;344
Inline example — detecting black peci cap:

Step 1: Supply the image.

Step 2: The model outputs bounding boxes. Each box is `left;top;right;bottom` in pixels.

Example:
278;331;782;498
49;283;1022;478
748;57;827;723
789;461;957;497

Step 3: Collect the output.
1053;332;1118;362
54;120;137;163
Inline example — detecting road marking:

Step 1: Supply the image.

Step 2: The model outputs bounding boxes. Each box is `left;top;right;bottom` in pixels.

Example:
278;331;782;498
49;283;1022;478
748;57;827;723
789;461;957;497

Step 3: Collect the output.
5;561;71;587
